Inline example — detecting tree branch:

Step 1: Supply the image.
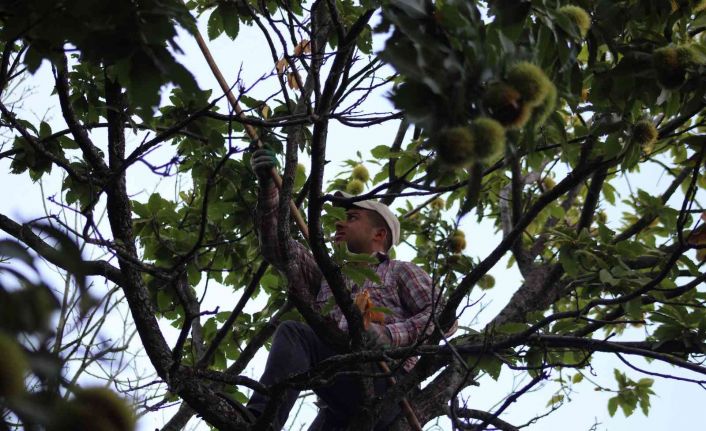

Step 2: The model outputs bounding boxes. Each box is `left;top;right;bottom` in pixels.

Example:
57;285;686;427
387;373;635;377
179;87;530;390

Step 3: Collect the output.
0;213;123;285
53;57;108;173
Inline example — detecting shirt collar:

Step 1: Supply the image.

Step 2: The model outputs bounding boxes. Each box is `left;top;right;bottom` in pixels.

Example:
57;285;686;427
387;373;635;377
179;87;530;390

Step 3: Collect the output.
374;251;389;263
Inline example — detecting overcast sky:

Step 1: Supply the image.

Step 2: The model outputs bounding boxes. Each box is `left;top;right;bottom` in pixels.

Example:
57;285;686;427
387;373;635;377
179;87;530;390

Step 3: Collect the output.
1;9;704;431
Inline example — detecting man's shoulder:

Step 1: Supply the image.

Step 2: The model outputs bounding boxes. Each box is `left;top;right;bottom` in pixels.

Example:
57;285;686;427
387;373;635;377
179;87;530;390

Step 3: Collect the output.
386;257;412;266
386;258;428;274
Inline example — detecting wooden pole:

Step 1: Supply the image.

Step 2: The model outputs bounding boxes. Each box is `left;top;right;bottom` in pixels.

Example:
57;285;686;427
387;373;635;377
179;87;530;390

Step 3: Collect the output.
193;28;422;431
194;31;308;239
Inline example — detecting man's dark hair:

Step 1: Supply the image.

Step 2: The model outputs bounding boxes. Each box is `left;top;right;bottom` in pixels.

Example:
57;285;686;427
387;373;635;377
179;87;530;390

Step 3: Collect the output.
365;209;392;251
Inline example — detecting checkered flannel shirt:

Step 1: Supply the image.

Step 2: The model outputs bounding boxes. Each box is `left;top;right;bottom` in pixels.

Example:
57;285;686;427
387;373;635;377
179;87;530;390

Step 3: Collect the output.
257;184;445;369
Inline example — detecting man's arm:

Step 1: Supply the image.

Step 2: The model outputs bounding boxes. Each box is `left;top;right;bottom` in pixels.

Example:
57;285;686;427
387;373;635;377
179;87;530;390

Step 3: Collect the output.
251;150;321;293
387;262;448;347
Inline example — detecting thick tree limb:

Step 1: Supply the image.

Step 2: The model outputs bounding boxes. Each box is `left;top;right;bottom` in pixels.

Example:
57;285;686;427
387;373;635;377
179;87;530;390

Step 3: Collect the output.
0;213;123;286
307;6;378;351
102;73;173;376
54;57;108;173
100;74;253;429
456;408;519;431
161;402;195;431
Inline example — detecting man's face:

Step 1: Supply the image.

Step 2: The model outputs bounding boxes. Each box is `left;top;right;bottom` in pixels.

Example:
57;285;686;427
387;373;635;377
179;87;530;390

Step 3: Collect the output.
334;208;378;254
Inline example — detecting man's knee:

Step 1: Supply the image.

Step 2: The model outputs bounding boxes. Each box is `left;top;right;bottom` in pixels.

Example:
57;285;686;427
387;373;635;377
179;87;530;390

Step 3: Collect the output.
272;320;315;347
277;319;308;332
274;320;309;338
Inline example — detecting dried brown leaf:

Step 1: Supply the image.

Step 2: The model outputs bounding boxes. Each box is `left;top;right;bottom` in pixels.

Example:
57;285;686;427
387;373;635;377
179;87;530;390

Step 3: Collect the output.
287;72;300;90
294;39;311;57
275;58;287;74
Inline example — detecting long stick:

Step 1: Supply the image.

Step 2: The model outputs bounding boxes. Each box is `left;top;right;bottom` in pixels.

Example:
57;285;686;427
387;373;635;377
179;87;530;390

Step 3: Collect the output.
194;31;309;239
378;361;424;430
193;28;422;431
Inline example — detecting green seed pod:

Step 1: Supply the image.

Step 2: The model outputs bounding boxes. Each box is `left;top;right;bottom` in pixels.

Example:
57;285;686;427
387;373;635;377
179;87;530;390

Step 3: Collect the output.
469;118;506;163
430;197;445;211
345;179;365;195
543;177;556;190
450;230;467;254
676;45;698;64
296;163;306;177
632;120;659;153
652;46;697;89
447;254;462;266
506;62;552;107
351;164;370;182
597;211;608;225
52;387;136;431
75;388;135;431
483;82;532;128
531;81;558;128
0;333;28;398
434;126;476;168
477;274;496;290
558;5;591;38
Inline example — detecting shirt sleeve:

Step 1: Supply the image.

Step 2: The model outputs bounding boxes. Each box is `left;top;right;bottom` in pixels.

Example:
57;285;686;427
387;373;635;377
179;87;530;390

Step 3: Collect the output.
386;262;442;347
256;182;321;295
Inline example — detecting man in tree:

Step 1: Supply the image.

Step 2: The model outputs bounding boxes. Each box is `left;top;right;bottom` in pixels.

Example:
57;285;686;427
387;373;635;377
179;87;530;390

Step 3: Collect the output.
247;149;445;429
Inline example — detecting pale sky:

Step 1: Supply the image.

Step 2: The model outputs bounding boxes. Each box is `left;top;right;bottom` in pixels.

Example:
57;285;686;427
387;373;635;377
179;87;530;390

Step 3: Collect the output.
0;9;703;431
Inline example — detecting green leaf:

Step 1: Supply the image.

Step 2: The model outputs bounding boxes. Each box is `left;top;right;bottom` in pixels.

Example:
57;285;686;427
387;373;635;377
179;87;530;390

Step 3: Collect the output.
636;378;654;388
639;393;651;416
187;264;202;286
23;44;44;74
618;394;636;417
231;389;248;405
525;347;543;377
624;298;642;320
597;224;614;242
207;8;224;40
39;121;52;138
559;249;580;276
608;396;619;417
58;136;79;150
219;5;240;39
157;290;172;311
475;354;502;380
393;0;428;19
546;393;564;407
599;269;617;285
260;273;280;290
370;145;394;159
0;240;35;265
341;265;381;285
346;252;379;264
602;182;617;205
495;322;529;334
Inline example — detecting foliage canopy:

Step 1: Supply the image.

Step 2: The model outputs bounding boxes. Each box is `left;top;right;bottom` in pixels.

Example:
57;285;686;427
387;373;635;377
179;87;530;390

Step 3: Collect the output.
1;0;706;430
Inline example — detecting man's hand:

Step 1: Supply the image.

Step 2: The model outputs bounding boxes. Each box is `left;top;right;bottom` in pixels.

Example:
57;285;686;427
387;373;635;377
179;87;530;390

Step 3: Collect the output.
366;323;392;348
250;149;277;183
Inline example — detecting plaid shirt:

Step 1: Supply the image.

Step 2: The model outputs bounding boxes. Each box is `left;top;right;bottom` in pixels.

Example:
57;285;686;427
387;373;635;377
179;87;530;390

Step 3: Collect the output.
257;184;443;369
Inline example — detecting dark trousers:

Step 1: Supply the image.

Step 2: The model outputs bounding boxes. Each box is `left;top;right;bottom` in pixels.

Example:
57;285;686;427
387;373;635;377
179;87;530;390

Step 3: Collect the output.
247;321;402;430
